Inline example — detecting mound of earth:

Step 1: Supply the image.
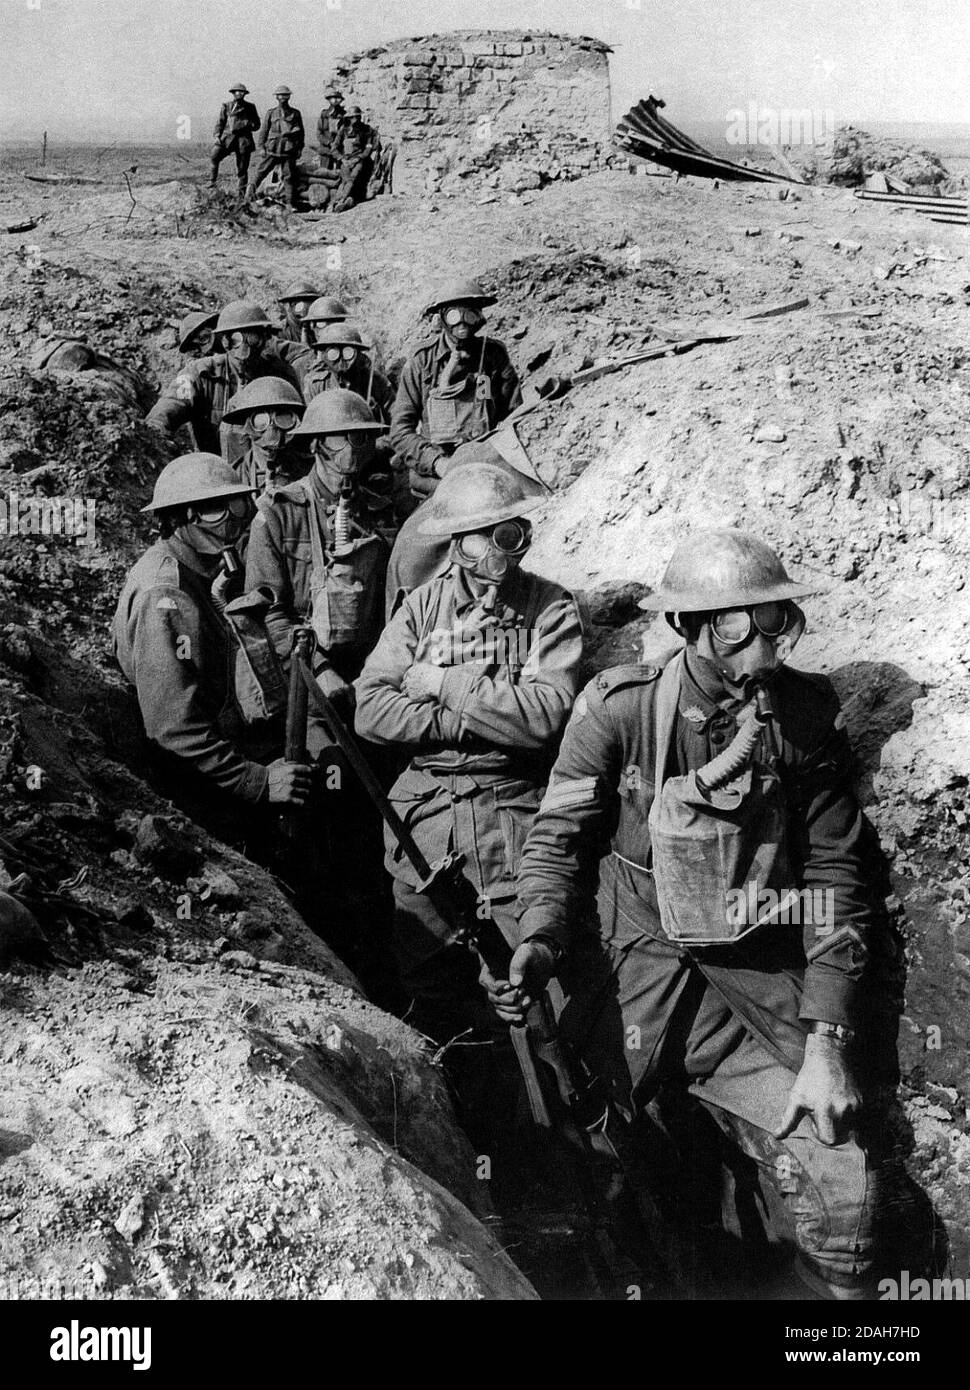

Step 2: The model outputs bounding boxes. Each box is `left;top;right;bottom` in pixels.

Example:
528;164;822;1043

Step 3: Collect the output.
790;125;955;190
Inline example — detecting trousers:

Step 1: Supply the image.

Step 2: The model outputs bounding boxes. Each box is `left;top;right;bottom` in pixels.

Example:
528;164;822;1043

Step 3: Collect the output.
249;153;300;207
562;928;879;1298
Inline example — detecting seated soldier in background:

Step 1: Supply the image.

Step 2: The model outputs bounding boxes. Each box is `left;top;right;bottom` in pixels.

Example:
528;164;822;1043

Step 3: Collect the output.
112;452;310;844
146;301;299;471
220;376;309;494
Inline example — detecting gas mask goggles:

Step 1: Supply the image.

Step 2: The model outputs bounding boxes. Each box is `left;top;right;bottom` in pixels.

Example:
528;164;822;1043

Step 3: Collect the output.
321;345;360;372
224;329;266;366
312;431;373;481
451;518;532;583
182;494;253;550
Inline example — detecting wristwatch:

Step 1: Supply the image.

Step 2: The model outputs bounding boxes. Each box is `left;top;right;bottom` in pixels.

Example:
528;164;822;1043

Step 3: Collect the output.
809;1020;856;1046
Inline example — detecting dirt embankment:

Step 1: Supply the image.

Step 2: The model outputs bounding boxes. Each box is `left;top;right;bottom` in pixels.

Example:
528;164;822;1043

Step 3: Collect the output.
1;157;969;1285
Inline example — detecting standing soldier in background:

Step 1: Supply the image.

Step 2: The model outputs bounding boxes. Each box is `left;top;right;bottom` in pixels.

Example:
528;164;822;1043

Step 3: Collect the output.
354;464;583;1146
220;377;308;494
316;88;346;171
248;85;305;210
113;453;310;844
210;83;260;201
390;278;522;502
146;301;299;472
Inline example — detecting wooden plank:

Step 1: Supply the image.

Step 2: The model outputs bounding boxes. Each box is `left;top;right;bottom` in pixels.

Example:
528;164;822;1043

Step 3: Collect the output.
740;297;810;320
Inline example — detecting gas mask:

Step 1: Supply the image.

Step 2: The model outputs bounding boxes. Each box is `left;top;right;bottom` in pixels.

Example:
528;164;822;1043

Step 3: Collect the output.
223;329;266;377
440;304;484;351
689;600;806;694
311;431;374;493
244;408;300;473
321;344;360;382
178;495;254;557
450;518;532;587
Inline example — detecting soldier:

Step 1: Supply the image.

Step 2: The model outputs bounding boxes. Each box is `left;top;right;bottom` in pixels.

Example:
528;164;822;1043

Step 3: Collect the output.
384;438;543;618
301;323;394;422
245;390;395;982
353;465;583;1139
497;528;888;1299
210;82;260;199
248;85;305;209
220;376;308;493
112;452;310;839
316;88;346;171
303;295;350;340
245;389;393;703
177;310;219;361
276;280;321;345
146;301;299;472
390;278;522;502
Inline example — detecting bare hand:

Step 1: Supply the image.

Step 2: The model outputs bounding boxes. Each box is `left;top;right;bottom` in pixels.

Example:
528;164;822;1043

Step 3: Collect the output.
774;1032;861;1146
266;758;313;806
316;664;355;710
480;941;557;1024
402;661;446;703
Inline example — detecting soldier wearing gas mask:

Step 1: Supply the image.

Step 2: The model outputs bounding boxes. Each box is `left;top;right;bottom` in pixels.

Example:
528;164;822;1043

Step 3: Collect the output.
245;391;396;987
112;453;310;834
354;464;583;1135
498;528;894;1300
221;376;309;494
389;278;522;501
245;389;392;708
302;322;395;424
147;301;299;473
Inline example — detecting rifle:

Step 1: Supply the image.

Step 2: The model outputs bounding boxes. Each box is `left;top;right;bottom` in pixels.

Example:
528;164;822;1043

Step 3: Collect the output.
280;627;315;841
292;647;683;1293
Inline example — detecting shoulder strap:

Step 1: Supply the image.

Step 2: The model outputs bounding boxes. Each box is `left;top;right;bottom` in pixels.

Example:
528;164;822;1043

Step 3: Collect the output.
300;479;329;576
653;651;685;796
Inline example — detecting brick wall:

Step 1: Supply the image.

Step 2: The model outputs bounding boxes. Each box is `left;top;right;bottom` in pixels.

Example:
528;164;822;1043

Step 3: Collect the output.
328;30;613;194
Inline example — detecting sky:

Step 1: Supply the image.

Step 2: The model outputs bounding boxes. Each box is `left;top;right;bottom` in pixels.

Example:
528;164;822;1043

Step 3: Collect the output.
1;0;969;142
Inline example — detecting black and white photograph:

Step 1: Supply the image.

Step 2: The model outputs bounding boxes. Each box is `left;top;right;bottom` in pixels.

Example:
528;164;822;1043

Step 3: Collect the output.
0;0;968;1358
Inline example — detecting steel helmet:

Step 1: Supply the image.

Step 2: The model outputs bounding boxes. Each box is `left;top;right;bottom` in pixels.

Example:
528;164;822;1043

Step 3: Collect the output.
419;463;540;537
214;300;273;338
229;83;249;94
304;295;350;324
638;529;825;613
349;106;363;117
424;276;497;317
221;376;306;424
292;388;387;437
142;453;255;513
178;310;219;352
311;323;369;351
278;280;320;305
274;85;293;97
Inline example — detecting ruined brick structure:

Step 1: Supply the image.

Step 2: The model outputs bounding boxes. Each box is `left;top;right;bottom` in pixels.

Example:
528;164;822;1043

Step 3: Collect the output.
329;30;613;194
